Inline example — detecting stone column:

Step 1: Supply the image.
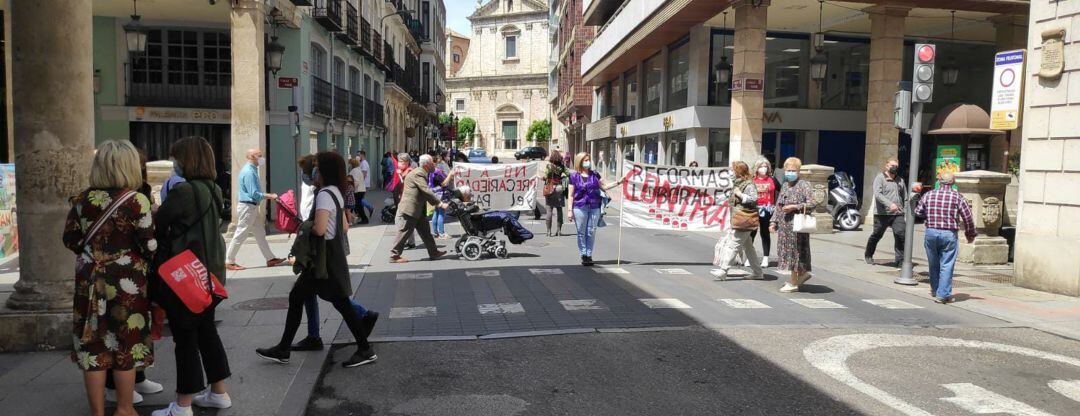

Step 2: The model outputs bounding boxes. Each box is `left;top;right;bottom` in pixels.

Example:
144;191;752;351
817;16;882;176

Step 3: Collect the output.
729;0;768;164
861;5;909;218
800;164;835;234
230;0;268;225
2;0;93;350
954;170;1011;265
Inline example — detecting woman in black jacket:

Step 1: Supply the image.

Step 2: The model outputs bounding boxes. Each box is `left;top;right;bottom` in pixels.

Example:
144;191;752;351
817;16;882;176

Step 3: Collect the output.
256;151;378;368
151;136;233;416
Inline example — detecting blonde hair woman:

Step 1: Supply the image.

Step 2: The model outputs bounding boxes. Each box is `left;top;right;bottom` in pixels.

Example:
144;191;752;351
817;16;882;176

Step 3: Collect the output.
710;161;763;280
566;152;623;266
63;140;157;416
769;157;818;292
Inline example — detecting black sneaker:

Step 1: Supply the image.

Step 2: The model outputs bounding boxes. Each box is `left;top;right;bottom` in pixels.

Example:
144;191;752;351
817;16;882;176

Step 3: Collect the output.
361;311;380;339
342;346;377;368
255;346;290;364
583;256;595;266
290;336;324;351
864;256;875;265
581;256;589;266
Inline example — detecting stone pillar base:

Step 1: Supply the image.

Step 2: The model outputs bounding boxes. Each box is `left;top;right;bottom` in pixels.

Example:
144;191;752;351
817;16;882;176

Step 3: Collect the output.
812;213;834;234
959;236;1009;265
0;307;71;352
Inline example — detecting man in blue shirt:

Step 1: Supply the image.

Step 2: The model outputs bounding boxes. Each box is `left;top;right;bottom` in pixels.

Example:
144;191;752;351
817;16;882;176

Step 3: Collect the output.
225;148;285;270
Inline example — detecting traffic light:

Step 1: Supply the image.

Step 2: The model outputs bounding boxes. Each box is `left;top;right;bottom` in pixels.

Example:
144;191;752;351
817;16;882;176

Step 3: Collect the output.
912;43;935;103
894;81;912;130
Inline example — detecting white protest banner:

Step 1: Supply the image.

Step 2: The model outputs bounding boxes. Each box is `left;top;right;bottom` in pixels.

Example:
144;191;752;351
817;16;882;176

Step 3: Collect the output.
452;162;539;210
619;160;734;232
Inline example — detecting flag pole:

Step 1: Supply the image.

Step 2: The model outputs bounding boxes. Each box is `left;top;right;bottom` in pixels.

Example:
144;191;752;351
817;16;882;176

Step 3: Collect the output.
617;190;624;267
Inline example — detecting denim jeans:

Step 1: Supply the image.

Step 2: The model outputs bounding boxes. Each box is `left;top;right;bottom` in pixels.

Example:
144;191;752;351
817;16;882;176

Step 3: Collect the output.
573;207;601;257
304;295;367;339
431;207;446;235
924;228;958;299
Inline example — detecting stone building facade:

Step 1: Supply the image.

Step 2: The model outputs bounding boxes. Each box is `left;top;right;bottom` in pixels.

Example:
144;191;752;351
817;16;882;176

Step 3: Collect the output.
446;0;549;158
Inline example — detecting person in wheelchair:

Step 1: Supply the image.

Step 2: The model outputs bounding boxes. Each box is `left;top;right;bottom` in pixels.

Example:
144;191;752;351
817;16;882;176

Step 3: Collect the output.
446;186;533;260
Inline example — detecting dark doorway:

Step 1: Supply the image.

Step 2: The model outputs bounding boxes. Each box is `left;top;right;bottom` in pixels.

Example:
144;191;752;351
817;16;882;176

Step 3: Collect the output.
817;131;867;201
129;122;232;199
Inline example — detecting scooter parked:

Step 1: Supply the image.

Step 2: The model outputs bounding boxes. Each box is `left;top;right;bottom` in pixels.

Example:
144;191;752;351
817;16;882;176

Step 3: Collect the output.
828;172;862;231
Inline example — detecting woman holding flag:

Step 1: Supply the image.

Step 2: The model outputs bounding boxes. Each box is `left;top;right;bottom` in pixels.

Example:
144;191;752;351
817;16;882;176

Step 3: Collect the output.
567;152;624;266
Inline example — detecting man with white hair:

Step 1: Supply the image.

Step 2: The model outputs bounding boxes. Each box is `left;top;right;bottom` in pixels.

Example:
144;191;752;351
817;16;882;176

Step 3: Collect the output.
391;154;451;263
226;148;284;271
914;171;977;304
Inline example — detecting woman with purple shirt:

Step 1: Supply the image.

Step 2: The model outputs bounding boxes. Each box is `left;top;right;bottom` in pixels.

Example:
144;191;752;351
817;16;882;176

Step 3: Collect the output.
566;152;624;266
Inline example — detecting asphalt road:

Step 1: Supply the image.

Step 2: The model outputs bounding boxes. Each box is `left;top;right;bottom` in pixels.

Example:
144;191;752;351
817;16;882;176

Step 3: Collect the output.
307;214;1080;415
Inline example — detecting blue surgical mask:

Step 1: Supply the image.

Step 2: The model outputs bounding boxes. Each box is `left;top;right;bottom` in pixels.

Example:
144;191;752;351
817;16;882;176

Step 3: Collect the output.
301;173;314;186
784;171;798;182
583;161;592;170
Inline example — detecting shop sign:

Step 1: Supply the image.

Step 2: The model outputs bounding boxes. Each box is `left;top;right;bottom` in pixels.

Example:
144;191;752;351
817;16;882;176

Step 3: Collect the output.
935;145;962;189
131;106;231;124
1039;28;1065;80
731;77;764;92
662;116;674;130
764;111;783;124
278;77;299;88
990;50;1025;130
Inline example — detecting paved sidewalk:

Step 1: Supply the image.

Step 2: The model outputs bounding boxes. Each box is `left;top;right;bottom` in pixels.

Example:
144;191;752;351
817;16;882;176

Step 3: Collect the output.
0;208;389;416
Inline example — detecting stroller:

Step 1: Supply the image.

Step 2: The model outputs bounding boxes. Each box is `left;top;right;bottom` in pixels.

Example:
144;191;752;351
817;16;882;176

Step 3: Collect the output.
381;197;396;223
445;196;533;261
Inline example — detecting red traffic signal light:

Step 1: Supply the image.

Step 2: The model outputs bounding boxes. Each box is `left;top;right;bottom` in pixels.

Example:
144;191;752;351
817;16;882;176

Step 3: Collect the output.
917;44;936;63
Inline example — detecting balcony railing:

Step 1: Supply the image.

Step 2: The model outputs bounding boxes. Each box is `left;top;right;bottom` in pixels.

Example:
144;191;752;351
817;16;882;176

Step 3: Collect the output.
383;41;395;71
375;103;384;128
336;2;359;46
365;98;375;124
125;75;230;110
333;86;349;120
373;31;384;65
313;0;343;33
360;17;372;54
312;75;332;117
350;92;363;122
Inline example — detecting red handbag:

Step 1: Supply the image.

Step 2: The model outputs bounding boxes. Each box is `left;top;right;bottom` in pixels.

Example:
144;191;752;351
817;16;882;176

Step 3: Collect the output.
158;249;227;314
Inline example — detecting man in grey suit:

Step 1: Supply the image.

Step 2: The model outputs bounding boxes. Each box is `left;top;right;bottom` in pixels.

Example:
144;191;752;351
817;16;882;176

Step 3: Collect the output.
390;154;451;263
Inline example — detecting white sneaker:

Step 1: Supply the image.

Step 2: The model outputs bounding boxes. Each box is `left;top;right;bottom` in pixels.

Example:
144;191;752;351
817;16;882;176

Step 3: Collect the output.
779;283;800;293
710;269;728;281
151;402;193;416
105;388;143;404
193;391;233;409
760;256;769;268
136;379;164;394
743;259;751;267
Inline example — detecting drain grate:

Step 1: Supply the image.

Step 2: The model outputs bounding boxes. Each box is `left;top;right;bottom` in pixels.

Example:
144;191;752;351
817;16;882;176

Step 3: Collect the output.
232;297;290;311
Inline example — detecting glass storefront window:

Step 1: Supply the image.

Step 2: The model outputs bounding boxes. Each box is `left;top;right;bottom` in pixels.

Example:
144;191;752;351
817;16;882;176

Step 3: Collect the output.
597;85;609;118
820;37;870;110
709;29;733;106
666;132;686;166
765;35;809;108
625;68;639;119
643;135;659;164
623;138;636;164
610;77;623;117
644;53;663;117
667;39;690;111
708;129;730;168
606;140;617;177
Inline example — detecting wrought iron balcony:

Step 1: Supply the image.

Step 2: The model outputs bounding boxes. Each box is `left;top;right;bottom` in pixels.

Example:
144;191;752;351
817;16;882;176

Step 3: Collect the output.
350;92;363;122
333;86;349;120
336;2;359;46
312;75;332;117
373;31;384;66
382;41;395;72
375;103;385;128
359;17;372;55
365;98;375;124
313;0;343;33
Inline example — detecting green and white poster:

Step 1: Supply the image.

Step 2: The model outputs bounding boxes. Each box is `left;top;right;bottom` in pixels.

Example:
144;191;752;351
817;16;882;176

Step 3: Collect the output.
935;145;961;189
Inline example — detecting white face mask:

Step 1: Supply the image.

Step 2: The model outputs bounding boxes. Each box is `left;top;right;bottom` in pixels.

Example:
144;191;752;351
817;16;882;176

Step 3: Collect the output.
757;167;768;175
257;157;266;166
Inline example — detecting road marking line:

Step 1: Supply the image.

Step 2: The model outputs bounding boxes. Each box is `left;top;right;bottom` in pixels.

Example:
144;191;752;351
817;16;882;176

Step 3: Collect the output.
595;267;630;275
465;270;501;277
389;306;438;319
718;298;771;309
529;268;564;275
477;302;525;315
639;298;692;309
396;272;433;280
863;299;922;309
654;268;692;275
940;383;1055;416
560;299;606;311
790;299;847;309
1048;380;1080;403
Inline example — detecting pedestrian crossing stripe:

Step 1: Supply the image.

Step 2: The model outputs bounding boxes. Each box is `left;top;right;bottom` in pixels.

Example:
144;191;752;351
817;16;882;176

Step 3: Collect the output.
389;306;438;318
560;299;606;311
529;268;564;275
595;267;630;275
863;299;923;309
655;268;692;275
396;272;433;280
718;299;771;309
639;298;692;309
466;270;501;277
478;303;525;315
789;299;847;309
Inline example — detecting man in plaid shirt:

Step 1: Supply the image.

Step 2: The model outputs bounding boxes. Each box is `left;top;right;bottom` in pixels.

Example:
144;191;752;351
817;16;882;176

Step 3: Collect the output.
914;172;977;303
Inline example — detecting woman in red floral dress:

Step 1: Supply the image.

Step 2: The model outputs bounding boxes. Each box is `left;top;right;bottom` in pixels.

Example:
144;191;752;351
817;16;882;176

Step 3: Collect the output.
64;140;157;416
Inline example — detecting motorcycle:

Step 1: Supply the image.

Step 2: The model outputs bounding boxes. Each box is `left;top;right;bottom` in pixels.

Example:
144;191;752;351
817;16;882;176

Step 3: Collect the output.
828;171;862;231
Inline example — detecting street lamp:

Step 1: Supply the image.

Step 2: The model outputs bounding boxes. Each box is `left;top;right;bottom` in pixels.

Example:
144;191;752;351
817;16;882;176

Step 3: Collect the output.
123;0;148;56
810;0;828;82
267;35;286;76
942;11;960;87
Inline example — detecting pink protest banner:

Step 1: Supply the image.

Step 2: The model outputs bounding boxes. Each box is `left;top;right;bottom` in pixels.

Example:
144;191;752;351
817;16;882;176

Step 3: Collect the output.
452;162;539;211
618;160;734;231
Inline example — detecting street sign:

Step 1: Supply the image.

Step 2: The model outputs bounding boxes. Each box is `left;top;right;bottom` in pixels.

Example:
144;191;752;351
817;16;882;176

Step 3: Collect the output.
990;49;1026;130
278;77;298;89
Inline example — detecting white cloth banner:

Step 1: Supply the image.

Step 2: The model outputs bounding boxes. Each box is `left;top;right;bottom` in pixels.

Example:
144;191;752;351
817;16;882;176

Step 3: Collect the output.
619;160;734;231
452;162;538;211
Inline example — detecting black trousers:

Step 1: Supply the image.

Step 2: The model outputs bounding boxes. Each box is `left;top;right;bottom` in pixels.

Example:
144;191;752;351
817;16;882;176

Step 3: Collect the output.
749;211;773;256
277;276;369;351
353;192;369;222
167;307;231;395
865;214;906;263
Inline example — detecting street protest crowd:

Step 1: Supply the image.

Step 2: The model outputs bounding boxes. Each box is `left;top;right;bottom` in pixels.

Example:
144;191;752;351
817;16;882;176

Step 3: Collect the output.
60;136;977;416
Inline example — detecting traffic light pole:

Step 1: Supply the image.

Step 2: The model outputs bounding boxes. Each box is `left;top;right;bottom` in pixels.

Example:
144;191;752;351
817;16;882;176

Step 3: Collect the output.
896;101;923;286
